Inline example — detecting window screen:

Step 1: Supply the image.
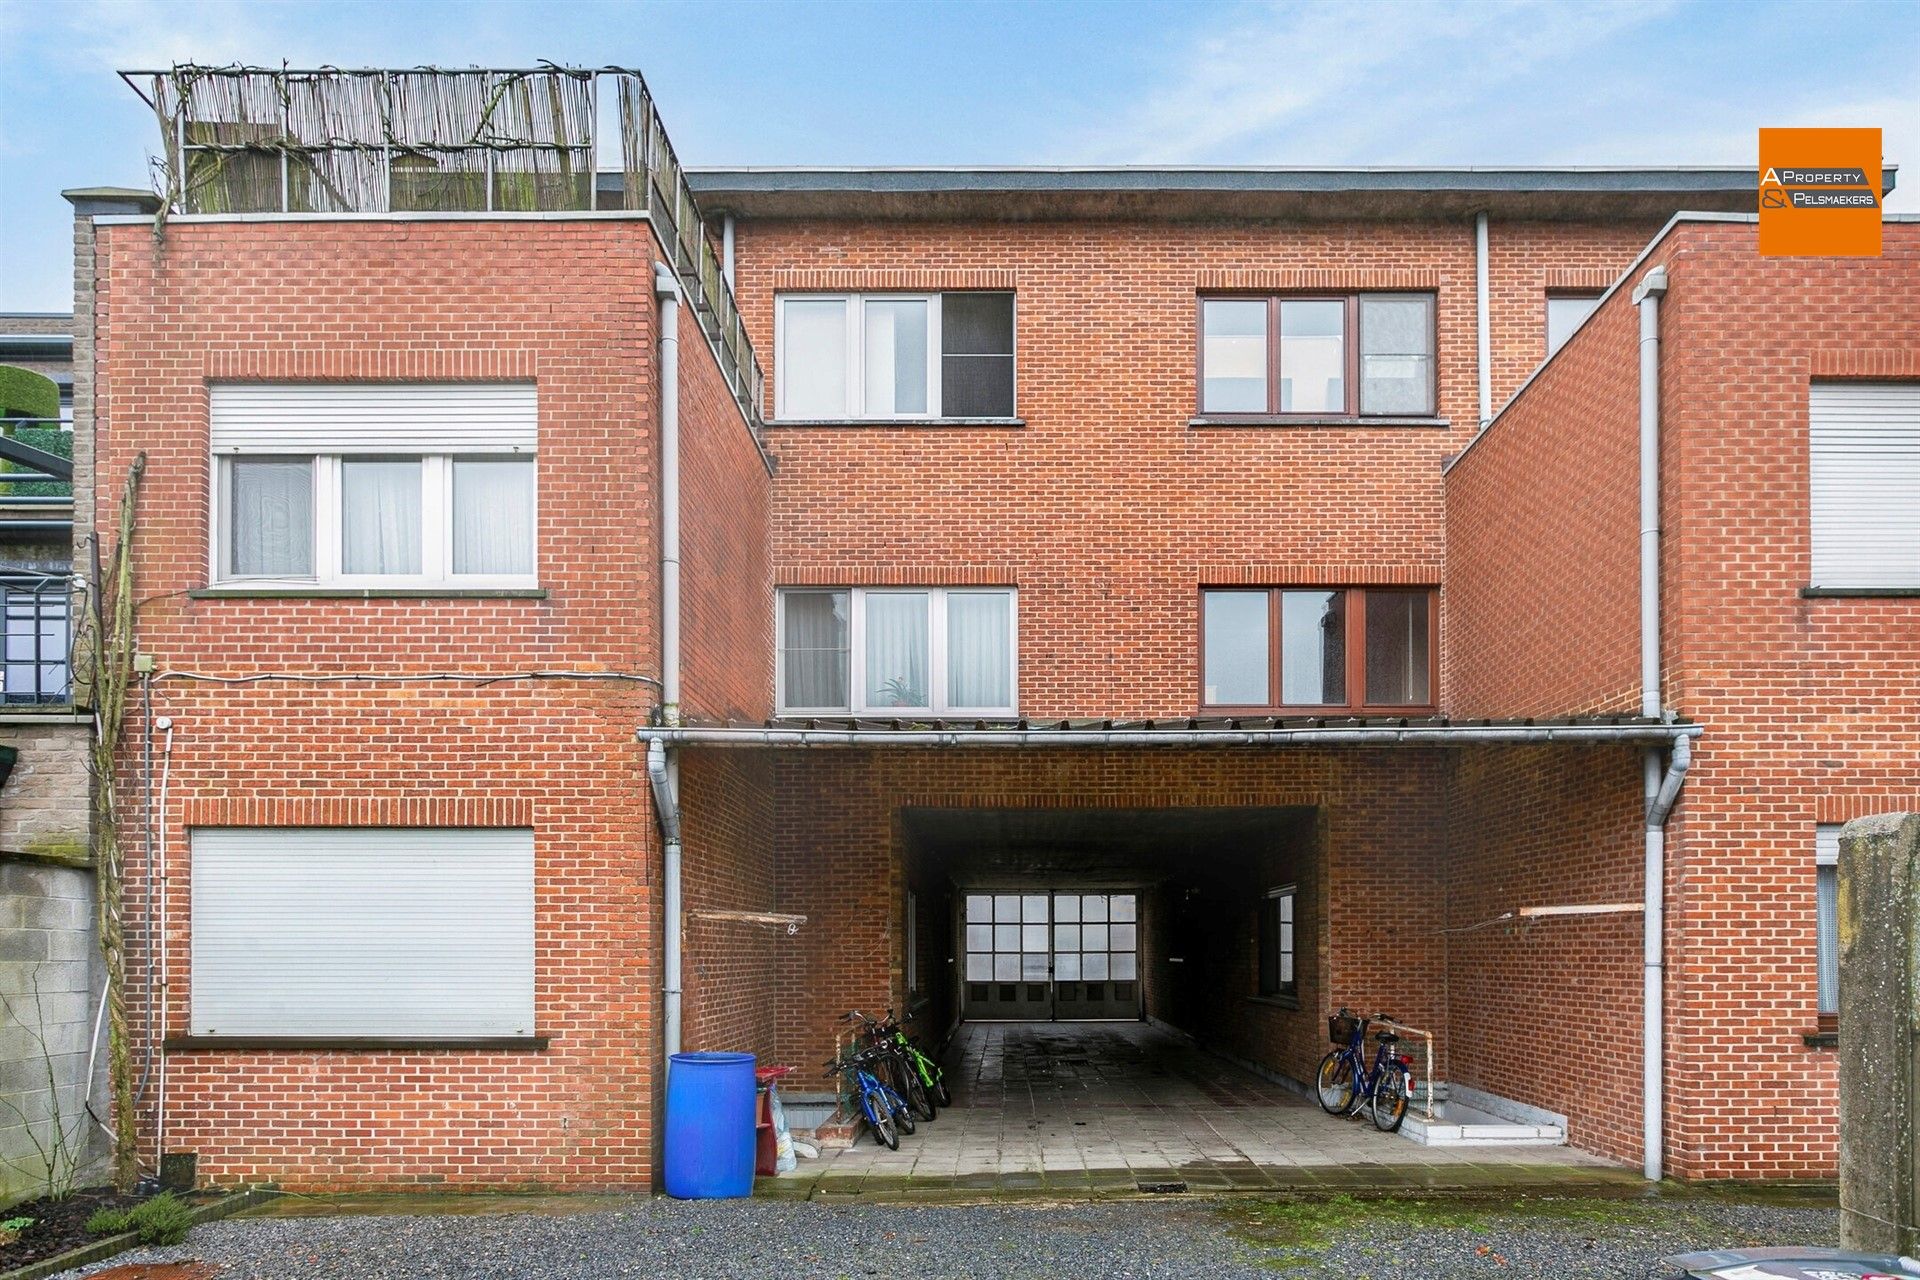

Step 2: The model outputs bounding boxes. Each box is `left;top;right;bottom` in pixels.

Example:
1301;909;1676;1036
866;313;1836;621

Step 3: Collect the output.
1358;294;1435;415
941;293;1015;417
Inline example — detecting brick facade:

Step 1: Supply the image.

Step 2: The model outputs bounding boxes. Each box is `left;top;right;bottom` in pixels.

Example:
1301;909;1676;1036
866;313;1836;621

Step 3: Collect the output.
89;215;768;1190
1445;220;1920;1178
82;177;1915;1191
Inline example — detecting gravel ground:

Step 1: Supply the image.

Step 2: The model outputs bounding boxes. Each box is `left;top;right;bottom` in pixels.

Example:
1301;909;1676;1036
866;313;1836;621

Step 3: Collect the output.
59;1194;1838;1280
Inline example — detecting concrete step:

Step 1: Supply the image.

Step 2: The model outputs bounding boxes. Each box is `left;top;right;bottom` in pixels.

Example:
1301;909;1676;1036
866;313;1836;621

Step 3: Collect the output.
1400;1084;1569;1147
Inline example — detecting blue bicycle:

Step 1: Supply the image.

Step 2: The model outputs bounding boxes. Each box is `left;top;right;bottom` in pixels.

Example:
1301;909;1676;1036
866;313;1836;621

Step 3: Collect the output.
825;1045;916;1150
1315;1007;1415;1133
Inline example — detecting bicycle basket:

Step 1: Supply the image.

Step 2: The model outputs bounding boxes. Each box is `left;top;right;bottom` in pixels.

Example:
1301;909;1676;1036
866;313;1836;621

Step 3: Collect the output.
1328;1013;1360;1045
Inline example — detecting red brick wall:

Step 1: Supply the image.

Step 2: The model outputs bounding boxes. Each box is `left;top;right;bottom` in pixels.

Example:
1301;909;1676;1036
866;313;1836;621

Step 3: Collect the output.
1655;220;1920;1179
678;286;774;724
92;216;764;1190
1444;745;1646;1164
679;751;777;1062
768;748;1447;1091
1486;220;1665;408
1443;264;1652;719
1443;219;1920;1179
733;217;1653;718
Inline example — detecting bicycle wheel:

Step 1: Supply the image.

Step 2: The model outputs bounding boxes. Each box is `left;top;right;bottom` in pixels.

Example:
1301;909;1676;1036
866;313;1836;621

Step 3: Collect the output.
1315;1050;1358;1115
862;1085;900;1150
890;1088;917;1136
1371;1067;1409;1133
930;1067;953;1109
898;1059;936;1120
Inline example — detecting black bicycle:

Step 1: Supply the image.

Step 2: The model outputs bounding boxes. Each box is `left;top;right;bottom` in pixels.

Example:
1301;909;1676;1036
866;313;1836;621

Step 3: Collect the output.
845;1010;937;1122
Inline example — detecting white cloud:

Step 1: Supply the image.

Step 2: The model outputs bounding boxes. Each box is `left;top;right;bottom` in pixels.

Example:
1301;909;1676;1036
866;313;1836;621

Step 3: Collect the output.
1066;0;1676;164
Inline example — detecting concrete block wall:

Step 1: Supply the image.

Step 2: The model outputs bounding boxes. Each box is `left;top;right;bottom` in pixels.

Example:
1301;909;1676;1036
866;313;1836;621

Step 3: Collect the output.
0;858;104;1206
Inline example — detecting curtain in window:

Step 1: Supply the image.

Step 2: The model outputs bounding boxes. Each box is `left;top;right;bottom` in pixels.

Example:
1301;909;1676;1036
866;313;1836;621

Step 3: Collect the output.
864;592;929;708
1816;864;1839;1015
1359;295;1435;415
228;458;314;577
453;458;535;575
341;459;423;575
863;299;928;416
781;298;849;418
947;591;1010;708
1279;300;1345;413
782;591;849;708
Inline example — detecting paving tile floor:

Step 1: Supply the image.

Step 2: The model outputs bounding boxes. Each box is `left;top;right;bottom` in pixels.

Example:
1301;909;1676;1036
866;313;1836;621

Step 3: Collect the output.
767;1021;1630;1200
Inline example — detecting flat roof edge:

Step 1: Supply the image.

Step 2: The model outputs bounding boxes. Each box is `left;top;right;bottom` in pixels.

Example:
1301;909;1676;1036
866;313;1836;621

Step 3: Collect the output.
639;723;1700;749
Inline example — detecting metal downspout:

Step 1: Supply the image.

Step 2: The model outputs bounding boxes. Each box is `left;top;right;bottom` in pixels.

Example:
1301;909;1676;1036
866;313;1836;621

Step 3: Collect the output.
721;215;735;289
1475;211;1493;426
653;262;685;1061
1634;263;1672;1181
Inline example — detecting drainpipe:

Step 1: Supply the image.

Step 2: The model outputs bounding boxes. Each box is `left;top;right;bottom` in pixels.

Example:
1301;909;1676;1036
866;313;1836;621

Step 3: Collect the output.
653;261;685;1060
1633;263;1673;1181
1475;212;1492;426
721;215;735;290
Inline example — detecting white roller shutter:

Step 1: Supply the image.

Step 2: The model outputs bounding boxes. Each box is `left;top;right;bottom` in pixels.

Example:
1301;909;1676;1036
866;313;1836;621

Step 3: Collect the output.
191;827;535;1038
210;383;537;454
1809;383;1920;588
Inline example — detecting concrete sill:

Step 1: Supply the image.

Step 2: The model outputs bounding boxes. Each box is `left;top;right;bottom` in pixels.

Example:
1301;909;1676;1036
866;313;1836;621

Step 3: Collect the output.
1245;994;1301;1011
1800;586;1920;598
1190;415;1452;429
766;418;1026;429
189;587;549;600
165;1036;551;1052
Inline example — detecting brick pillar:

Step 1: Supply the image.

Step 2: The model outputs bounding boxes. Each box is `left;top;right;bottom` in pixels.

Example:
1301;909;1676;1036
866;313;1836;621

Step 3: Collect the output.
1838;811;1920;1253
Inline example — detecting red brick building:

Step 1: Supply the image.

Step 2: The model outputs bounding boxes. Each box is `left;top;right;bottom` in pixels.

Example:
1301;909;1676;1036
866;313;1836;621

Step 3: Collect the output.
71;68;1914;1190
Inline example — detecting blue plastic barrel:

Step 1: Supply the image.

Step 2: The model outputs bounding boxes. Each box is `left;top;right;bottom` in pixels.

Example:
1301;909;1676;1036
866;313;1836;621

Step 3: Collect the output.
663;1051;757;1198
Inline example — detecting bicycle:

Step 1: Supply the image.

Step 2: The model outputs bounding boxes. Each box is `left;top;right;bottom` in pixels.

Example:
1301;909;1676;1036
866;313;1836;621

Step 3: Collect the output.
871;1007;952;1110
1314;1007;1416;1133
824;1044;916;1150
846;1010;938;1122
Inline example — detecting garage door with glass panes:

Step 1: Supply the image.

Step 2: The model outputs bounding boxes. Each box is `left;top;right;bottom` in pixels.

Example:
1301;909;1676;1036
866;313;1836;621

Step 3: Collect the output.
961;892;1140;1020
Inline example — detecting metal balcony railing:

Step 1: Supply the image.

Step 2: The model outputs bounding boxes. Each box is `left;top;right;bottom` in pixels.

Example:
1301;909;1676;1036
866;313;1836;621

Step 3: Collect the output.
122;65;766;429
0;574;73;705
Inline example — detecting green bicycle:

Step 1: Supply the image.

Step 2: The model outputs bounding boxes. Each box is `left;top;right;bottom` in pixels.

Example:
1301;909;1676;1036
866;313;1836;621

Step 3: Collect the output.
864;1007;952;1110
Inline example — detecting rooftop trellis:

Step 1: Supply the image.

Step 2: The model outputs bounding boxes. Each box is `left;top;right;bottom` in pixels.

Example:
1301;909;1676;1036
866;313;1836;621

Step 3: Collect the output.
122;65;764;428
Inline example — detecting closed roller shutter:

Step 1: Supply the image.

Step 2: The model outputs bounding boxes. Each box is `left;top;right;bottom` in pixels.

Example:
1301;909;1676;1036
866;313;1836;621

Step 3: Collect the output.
1809;383;1920;588
210;383;537;454
190;827;535;1038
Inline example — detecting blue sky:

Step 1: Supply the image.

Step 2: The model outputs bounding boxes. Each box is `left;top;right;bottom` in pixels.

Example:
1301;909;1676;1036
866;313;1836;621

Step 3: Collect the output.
2;0;1916;311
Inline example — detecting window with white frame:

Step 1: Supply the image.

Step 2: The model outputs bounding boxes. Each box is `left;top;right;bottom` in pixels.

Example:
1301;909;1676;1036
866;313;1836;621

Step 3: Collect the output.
1808;382;1920;589
209;383;538;588
1816;824;1840;1021
778;586;1017;715
775;292;1015;421
1545;293;1602;357
190;827;535;1039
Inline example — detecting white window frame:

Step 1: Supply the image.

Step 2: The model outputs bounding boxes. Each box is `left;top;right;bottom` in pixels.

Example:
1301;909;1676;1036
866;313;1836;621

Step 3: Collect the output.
1816;823;1840;1018
775;585;1018;717
210;452;538;590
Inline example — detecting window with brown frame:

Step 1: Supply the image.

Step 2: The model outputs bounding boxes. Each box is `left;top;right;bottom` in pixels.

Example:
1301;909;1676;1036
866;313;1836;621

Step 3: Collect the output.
1198;293;1436;418
1199;586;1435;712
